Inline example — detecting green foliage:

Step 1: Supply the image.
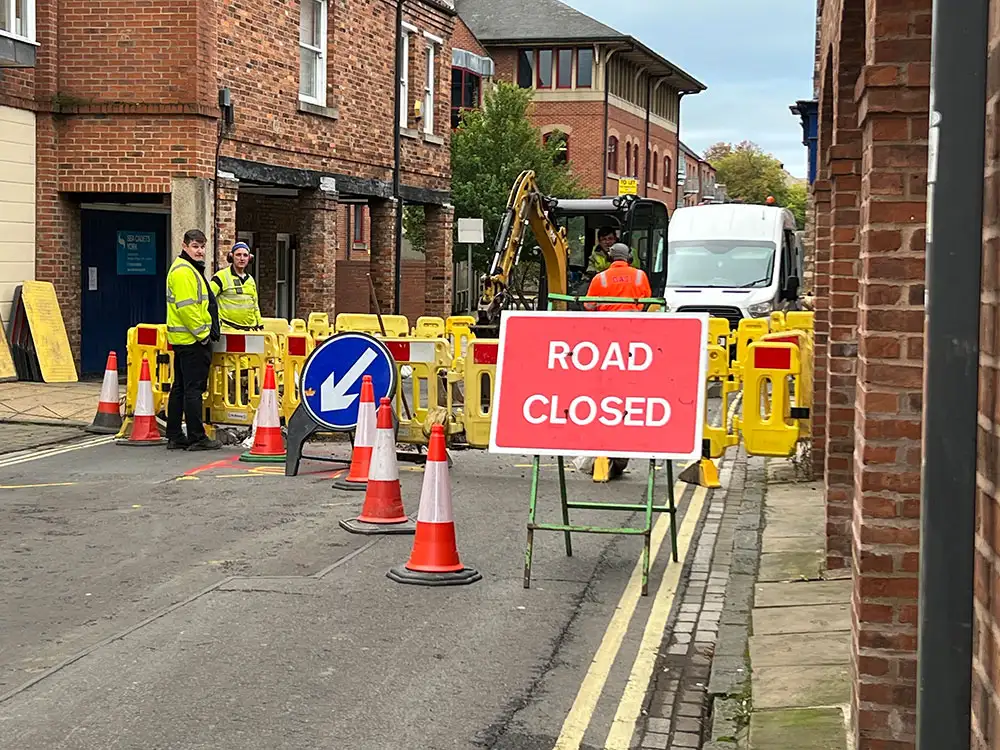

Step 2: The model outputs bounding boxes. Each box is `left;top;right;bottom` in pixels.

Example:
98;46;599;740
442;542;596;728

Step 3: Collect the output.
709;141;790;206
784;182;807;230
450;81;587;270
402;205;426;254
703;142;733;164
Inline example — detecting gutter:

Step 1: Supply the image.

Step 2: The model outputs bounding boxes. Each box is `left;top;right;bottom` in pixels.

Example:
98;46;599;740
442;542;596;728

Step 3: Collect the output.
917;0;988;747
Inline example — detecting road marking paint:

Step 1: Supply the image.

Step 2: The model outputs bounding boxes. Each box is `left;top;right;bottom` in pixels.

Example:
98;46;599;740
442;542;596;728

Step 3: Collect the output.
183;456;240;476
0;481;78;490
552;476;686;750
0;435;114;468
603;484;710;749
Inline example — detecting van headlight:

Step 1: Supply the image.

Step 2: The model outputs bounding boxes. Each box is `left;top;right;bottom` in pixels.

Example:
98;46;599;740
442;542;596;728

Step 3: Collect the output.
747;301;773;317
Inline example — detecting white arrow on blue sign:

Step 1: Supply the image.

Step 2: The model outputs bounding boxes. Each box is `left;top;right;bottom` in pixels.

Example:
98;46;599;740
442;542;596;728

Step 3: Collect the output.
299;332;398;431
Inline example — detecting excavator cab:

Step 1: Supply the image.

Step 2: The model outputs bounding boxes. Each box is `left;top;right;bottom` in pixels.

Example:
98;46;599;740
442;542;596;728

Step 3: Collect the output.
475;170;671;337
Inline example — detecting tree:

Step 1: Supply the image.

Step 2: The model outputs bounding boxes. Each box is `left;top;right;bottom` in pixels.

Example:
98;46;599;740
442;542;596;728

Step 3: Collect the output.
707;141;789;206
450;81;587;270
702;142;733;164
785;182;807;230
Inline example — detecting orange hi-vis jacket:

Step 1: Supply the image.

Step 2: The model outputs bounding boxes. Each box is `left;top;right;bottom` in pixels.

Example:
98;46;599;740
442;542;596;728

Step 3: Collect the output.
585;260;652;311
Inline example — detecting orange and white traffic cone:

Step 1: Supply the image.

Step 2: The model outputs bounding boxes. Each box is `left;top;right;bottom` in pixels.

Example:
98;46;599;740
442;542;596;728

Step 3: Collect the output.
387;423;481;586
340;397;415;535
333;374;376;492
240;362;286;463
86;351;123;435
116;356;166;446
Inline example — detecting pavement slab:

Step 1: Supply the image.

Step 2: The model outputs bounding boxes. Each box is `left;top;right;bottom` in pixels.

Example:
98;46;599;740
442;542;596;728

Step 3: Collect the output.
750;707;847;750
757;550;824;581
754;580;851;608
751;664;851;710
752;601;851;636
749;632;851;668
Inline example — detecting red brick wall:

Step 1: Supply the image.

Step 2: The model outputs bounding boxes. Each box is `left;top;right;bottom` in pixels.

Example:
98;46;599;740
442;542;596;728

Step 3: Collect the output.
814;1;931;748
973;3;1000;746
336;259;427;323
452;17;488;57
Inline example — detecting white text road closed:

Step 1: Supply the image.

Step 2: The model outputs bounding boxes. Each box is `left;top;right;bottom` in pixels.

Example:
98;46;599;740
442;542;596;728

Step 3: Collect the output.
490;312;709;460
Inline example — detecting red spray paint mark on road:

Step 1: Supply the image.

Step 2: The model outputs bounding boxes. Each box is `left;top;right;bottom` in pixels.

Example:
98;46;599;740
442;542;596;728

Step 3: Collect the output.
184;455;241;476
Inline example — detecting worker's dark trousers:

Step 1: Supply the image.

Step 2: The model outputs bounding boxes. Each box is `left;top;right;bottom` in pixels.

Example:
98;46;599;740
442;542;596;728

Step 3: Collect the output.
166;342;212;443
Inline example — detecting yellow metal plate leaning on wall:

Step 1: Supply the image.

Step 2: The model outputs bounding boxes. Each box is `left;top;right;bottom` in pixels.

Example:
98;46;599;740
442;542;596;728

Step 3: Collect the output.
0;310;15;382
20;280;78;383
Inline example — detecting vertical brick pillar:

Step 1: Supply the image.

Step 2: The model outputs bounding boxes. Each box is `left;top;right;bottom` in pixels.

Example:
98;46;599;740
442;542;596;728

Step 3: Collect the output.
811;175;832;481
215;176;239;272
826;145;862;571
851;10;931;747
369;198;398;314
297;186;339;319
973;9;1000;745
424;203;454;318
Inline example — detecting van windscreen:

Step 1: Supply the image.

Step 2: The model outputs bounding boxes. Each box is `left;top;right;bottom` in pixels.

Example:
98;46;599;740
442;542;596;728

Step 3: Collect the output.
665;240;776;289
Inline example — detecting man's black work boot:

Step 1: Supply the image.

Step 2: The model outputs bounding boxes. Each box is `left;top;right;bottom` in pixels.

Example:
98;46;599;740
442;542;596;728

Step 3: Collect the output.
166;436;192;450
187;436;222;451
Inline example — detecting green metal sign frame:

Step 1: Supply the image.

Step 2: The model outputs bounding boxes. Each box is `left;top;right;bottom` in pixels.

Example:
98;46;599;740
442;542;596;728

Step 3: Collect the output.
521;293;680;597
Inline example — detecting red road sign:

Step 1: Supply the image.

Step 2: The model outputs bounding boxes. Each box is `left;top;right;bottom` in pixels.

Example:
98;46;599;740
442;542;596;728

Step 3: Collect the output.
489;311;709;460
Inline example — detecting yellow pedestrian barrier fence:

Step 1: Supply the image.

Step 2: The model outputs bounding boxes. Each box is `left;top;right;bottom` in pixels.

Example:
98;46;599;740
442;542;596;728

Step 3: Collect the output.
121;309;816;463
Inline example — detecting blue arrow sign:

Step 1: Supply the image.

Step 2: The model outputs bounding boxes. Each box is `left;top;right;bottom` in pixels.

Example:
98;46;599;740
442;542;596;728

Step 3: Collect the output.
299;332;397;431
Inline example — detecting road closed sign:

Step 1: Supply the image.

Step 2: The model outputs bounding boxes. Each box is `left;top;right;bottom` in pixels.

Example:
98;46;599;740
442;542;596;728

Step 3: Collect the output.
489;311;708;460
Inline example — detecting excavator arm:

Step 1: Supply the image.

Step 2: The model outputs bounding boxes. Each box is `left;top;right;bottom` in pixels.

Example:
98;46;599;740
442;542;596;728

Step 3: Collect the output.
477;170;571;327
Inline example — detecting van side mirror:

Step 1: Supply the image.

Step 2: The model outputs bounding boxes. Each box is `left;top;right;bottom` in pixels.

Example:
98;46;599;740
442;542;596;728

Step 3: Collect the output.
783;275;800;300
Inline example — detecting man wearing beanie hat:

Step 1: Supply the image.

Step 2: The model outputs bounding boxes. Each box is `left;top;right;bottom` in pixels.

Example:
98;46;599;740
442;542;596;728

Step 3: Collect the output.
583;242;651;312
210;241;263;330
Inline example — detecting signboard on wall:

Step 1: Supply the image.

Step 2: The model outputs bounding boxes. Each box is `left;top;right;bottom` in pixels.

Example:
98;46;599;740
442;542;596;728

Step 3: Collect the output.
116;231;156;275
618;178;638;196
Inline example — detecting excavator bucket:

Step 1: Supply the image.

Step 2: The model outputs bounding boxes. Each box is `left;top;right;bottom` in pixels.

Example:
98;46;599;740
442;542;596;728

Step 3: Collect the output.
678;457;722;489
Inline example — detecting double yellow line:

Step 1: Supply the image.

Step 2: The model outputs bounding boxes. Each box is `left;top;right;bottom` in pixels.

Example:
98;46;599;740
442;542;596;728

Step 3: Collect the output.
554;479;710;750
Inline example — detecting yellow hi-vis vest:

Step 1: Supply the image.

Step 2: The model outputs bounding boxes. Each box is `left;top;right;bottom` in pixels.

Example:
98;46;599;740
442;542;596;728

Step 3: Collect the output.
166;256;212;345
211;266;261;328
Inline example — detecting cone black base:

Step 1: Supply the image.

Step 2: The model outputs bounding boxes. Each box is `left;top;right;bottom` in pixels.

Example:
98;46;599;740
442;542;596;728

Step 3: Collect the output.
386;565;482;587
115;438;167;447
239;452;286;463
86;423;121;435
332;478;368;492
339;517;416;535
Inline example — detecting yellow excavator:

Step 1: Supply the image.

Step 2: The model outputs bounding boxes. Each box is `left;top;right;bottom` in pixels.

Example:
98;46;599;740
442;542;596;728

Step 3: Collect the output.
473;170;720;488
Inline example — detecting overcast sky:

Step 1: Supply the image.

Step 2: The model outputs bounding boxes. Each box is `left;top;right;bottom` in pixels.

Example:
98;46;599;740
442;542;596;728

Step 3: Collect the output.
563;0;816;178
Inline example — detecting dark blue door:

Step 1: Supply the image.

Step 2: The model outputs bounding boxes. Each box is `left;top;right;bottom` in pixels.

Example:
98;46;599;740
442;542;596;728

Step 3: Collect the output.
80;209;169;376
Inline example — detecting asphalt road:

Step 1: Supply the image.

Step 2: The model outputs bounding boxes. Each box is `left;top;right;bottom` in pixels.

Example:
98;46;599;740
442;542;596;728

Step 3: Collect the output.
0;399;724;750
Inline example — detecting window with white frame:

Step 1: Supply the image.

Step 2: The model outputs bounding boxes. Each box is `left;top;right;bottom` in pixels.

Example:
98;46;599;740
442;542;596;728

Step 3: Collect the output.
423;32;442;135
1;0;35;41
400;24;416;129
299;0;327;105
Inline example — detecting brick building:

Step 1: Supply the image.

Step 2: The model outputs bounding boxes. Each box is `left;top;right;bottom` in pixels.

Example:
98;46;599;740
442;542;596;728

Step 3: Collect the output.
804;0;930;747
678;142;722;207
0;0;460;375
454;0;705;209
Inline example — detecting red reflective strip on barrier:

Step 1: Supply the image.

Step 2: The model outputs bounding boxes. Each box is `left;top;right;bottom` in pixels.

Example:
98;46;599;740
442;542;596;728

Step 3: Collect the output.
754;346;792;371
387;341;409;361
473;343;498;365
225;334;247;353
770;335;799;345
288;336;307;357
137;327;158;347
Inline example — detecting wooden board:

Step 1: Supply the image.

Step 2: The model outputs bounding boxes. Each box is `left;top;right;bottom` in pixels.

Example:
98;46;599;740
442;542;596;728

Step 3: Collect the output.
0;307;15;382
17;280;77;383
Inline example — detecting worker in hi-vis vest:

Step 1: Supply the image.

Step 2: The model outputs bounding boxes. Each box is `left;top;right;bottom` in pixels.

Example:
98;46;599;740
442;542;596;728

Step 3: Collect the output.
210;241;263;330
165;228;221;452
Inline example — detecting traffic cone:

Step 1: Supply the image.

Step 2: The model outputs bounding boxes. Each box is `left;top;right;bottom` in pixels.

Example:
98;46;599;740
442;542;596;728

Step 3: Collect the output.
240;362;286;463
388;423;481;586
116;356;165;446
339;397;416;535
333;374;376;492
86;351;123;435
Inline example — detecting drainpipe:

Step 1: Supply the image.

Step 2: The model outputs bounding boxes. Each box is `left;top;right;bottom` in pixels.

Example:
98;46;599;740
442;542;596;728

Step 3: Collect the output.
600;46;618;197
675;91;689;211
391;0;405;314
917;0;988;747
643;77;651;197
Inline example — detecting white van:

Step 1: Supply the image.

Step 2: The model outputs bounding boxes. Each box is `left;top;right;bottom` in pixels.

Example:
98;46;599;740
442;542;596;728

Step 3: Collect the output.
664;203;804;330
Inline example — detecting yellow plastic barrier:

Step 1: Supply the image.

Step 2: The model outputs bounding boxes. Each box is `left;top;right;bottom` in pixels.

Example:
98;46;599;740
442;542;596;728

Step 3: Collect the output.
334;313;409;338
741;341;801;457
461;339;498;448
307;312;331;342
733;318;771;381
785;311;814;332
412;316;446;338
261;317;291;333
769;310;786;332
703;318;739;459
204;332;280;427
280;330;313;419
382;338;453;445
125;324;172;417
446;315;477;367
